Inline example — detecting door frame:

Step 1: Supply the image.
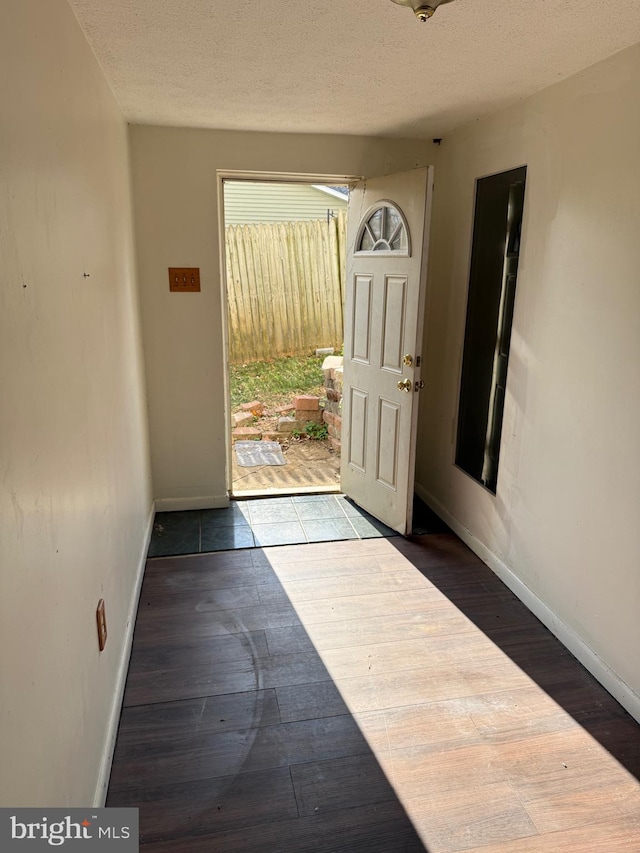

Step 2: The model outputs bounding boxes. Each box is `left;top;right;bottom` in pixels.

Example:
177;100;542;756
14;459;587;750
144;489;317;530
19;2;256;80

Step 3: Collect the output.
216;170;362;497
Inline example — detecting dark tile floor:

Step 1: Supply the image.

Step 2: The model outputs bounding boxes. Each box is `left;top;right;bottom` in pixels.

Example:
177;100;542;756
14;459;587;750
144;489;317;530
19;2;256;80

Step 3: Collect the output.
148;495;449;558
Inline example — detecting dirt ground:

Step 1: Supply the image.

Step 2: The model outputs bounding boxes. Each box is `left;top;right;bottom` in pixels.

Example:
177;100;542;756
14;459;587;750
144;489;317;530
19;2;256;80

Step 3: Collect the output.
232;437;340;494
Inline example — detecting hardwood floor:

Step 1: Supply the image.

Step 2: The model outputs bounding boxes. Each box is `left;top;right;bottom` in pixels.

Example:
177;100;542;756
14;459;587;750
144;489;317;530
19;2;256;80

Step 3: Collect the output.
107;533;640;852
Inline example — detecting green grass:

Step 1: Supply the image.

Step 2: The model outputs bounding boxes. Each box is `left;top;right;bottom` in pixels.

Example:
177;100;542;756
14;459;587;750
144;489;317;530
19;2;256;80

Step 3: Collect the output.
229;355;326;411
292;421;329;440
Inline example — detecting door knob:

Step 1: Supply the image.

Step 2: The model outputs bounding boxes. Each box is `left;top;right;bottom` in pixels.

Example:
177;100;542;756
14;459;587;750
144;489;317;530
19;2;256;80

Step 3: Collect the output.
415;379;425;391
403;354;414;366
397;378;412;392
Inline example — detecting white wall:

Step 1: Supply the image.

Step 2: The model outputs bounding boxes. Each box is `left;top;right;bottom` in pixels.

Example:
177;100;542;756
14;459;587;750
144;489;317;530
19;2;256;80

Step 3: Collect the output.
416;43;640;711
0;0;152;805
129;125;434;508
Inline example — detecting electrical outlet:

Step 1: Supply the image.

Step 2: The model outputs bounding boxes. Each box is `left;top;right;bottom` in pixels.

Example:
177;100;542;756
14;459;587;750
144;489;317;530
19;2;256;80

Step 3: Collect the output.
96;599;107;651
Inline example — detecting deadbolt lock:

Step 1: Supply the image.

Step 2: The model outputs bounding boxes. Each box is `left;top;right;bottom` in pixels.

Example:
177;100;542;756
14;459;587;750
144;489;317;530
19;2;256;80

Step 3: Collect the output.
403;354;414;366
397;378;412;393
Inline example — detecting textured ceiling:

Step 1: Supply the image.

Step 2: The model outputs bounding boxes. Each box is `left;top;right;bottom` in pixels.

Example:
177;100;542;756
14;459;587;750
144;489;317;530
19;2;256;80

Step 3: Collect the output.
68;0;640;138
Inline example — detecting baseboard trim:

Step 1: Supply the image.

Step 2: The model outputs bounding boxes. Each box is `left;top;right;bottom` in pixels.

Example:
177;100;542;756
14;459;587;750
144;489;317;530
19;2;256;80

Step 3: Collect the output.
154;495;229;512
415;483;640;724
93;501;156;807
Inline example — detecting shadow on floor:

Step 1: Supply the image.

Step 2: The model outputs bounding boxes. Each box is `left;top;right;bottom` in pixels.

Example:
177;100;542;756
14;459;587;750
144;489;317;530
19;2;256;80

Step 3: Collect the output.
108;532;640;851
107;547;429;852
411;496;451;535
388;535;640;783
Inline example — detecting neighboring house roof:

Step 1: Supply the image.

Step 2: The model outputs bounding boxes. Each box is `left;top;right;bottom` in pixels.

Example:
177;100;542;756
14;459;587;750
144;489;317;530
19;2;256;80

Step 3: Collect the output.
313;185;350;201
224;181;348;226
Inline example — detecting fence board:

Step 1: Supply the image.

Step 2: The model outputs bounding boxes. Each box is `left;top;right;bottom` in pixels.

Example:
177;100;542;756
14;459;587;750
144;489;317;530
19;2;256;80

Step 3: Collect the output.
225;216;346;363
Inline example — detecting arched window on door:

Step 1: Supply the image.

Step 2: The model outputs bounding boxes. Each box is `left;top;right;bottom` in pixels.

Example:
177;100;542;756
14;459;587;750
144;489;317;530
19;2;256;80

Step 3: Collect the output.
355;201;411;256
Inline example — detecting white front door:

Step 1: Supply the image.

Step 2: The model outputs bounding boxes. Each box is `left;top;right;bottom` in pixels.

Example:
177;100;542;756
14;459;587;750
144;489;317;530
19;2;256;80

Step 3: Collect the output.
340;167;434;535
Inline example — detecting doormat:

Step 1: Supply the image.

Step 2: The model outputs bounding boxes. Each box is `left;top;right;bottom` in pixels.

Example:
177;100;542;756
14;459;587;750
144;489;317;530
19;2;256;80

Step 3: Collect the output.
235;441;287;467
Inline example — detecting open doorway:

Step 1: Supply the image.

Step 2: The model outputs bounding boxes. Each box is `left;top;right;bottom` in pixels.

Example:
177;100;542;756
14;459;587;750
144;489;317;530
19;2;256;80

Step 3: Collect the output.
218;167;438;538
221;177;350;497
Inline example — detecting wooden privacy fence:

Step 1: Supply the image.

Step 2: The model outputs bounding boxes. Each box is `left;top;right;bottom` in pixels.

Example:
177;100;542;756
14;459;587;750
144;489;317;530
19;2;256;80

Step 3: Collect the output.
225;211;346;363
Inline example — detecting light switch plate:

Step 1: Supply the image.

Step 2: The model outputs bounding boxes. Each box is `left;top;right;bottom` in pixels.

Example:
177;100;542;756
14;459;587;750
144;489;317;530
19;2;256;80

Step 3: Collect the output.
169;267;200;292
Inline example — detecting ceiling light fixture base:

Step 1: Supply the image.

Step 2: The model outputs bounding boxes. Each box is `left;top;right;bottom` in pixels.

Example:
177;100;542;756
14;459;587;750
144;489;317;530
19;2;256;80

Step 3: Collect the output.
390;0;455;22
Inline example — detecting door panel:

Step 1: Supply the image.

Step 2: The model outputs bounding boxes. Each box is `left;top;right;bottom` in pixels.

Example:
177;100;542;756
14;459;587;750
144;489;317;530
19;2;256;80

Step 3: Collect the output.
341;168;433;535
381;275;407;372
352;275;373;363
347;389;368;472
377;399;400;490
